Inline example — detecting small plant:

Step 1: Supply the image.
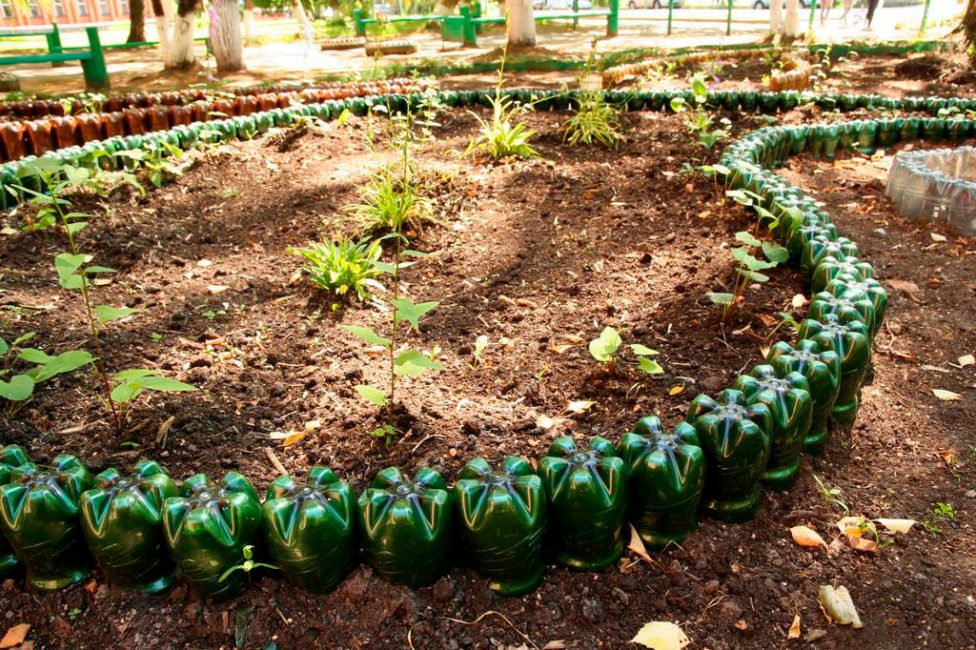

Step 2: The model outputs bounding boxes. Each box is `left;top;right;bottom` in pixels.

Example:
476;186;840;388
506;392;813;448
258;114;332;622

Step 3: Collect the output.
0;332;93;413
12;160;196;435
812;474;849;514
706;190;790;324
922;502;956;535
467;41;538;160
562;43;626;150
472;334;489;366
670;75;730;150
218;545;277;583
588;327;663;377
346;169;432;236
288;238;384;302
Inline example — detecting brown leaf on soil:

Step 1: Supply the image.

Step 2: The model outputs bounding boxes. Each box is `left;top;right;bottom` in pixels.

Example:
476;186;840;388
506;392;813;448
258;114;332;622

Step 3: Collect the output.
848;536;878;553
817;585;863;628
564;335;585;345
935;449;956;466
932;389;962;401
734;620;748;631
550;344;575;355
0;624;29;649
875;518;916;534
958;354;975;368
788;614;801;639
627;524;653;564
790;525;828;549
886;279;921;301
669;385;685;396
758;314;777;327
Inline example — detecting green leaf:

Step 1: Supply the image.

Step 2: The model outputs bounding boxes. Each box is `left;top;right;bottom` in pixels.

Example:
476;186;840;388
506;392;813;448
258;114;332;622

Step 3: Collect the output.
11;332;36;347
93;305;139;325
473;335;488;362
731;247;776;271
54;252;88;289
629;343;659;357
392;299;438;331
18;348;54;364
336;108;353;126
31;350;94;382
706;292;735;306
85;266;117;274
761;241;790;264
136;375;197;393
355;384;387;406
0;374;35;402
111;382;141;403
669;97;688;114
588;327;622;363
0;337;6;356
394;349;444;377
340;324;391;348
113;368;159;380
65;222;88;236
737;269;770;283
637;357;664;375
110;369;196;404
63;165;91;186
735;231;763;248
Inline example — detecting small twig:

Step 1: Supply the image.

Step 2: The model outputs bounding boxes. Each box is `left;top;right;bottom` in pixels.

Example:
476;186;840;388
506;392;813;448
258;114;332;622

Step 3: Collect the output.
443;611;539;650
410;434;443;454
264;446;288;476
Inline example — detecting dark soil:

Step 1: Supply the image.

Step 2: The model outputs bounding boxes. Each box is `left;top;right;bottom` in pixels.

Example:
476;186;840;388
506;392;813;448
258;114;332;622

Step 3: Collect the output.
0;105;974;649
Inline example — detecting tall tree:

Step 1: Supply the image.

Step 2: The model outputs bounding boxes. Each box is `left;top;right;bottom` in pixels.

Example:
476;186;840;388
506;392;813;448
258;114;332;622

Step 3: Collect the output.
958;0;976;46
152;0;202;70
243;0;255;42
506;0;536;46
209;0;246;72
127;0;147;43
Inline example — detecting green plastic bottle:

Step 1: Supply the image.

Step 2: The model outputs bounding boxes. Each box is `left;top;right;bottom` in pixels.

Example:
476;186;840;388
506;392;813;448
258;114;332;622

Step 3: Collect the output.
358;467;453;588
0;454;93;591
538;437;627;569
807;290;877;339
733;365;812;490
766;339;841;455
617;417;705;548
0;445;33;580
797;315;871;424
262;467;357;594
80;460;179;593
456;457;546;596
810;255;875;294
825;276;888;340
800;235;859;280
162;472;262;602
686;389;772;522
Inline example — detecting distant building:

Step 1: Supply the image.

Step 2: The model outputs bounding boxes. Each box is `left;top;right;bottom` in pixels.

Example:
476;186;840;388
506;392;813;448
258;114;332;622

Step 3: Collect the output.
1;0;132;28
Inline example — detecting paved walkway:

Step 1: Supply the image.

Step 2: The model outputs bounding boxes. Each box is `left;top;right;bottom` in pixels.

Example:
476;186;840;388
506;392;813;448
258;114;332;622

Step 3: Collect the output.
3;3;963;95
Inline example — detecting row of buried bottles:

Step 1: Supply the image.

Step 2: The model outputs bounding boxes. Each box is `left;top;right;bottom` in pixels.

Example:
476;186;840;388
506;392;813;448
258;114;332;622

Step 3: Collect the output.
886;146;976;236
0;79;431;164
0;263;886;603
0;80;433;120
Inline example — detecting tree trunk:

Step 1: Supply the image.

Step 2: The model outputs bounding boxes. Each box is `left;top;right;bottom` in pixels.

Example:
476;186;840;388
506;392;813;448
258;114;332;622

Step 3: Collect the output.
769;0;782;34
165;0;201;70
293;0;313;39
783;0;800;37
243;0;254;42
962;0;976;47
128;0;147;43
210;0;245;73
506;0;536;46
151;0;171;65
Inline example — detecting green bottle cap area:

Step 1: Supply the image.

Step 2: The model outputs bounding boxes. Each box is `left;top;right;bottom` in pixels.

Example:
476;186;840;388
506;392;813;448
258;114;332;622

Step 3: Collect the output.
5;78;955;603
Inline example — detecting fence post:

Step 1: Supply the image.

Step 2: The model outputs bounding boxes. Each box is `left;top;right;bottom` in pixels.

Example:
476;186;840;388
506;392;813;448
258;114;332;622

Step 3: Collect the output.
607;0;618;37
667;0;673;36
81;27;110;92
573;0;579;30
808;0;817;33
726;0;732;36
353;8;366;36
460;6;477;46
46;24;64;68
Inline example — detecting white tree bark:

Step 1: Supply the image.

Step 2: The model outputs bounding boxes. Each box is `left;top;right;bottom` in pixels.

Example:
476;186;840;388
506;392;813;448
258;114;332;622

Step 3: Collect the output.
243;8;254;42
506;0;536;46
166;11;198;68
783;0;800;37
154;0;173;68
292;0;313;37
210;0;246;73
770;0;782;34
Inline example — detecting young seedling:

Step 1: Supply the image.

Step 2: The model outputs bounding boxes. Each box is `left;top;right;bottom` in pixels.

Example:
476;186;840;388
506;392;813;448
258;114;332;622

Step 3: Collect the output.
12;160;196;435
706;190;790;324
812;474;849;514
287;238;385;303
472;335;489;366
0;332;93;414
588;327;663;377
467;37;539;160
562;42;625;150
218;545;277;583
670;75;731;150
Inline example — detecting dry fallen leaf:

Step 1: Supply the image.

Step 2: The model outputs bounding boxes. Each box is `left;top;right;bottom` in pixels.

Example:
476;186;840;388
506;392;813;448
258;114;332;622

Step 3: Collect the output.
759;314;778;327
875;518;916;534
536;415;555;430
818;585;863;628
788;614;801;639
631;621;690;650
0;624;29;649
848;536;878;553
627;524;653;564
566;400;595;414
550;344;576;355
935;449;956;466
930;232;947;242
932;389;962;401
836;516;865;538
734;620;748;631
564;334;585;345
958;354;975;368
886;279;921;300
669;385;685;396
207;285;230;295
791;293;808;309
790;525;828;549
197;259;213;267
